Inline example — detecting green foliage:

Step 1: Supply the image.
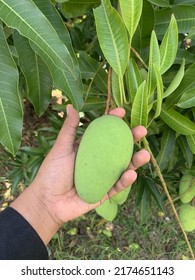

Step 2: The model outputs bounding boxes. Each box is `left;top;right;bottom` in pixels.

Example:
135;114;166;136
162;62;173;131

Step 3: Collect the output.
0;0;195;229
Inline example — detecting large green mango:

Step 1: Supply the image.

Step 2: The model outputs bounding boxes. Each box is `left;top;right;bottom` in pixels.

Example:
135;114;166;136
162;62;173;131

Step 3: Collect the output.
95;199;118;221
179;204;195;232
111;185;131;205
74;115;133;204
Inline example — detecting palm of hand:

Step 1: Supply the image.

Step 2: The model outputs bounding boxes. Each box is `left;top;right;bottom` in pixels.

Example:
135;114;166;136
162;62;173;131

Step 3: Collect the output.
32;105;150;225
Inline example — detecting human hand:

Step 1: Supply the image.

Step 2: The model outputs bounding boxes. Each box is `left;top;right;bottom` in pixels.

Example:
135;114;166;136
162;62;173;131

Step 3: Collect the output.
11;105;150;244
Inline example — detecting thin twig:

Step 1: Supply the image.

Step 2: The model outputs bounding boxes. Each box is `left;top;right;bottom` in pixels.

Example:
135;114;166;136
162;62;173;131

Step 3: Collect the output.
143;137;195;260
130;47;148;70
105;67;112;115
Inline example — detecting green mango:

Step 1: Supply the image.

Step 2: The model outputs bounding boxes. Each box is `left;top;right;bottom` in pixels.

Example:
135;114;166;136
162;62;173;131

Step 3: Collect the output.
111;185;132;205
179;204;195;232
179;172;195;203
95;199;118;221
75;115;133;204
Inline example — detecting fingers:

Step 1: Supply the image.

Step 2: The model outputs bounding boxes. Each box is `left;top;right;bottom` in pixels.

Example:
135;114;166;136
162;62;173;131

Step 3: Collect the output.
52;104;80;154
107;149;150;198
131;126;147;143
108;169;137;198
128;149;150;171
108;107;126;118
108;107;147;143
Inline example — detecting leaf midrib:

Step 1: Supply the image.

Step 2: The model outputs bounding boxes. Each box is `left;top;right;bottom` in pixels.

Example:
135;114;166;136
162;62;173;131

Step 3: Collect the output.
0;0;74;75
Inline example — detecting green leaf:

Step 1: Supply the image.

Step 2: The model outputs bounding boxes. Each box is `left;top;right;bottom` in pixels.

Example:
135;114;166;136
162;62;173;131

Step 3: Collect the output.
78;51;107;94
147;0;172;7
0;0;83;109
159;14;178;74
14;32;52;116
160;107;195;135
151;64;163;121
94;0;129;76
132;0;154;55
163;58;185;98
125;58;142;103
145;177;165;212
118;0;143;42
186;134;195;154
178;135;193;168
166;63;195;107
60;0;101;17
131;81;148;128
147;30;160;96
33;0;76;59
175;49;195;65
177;88;195;109
140;186;151;223
155;6;195;38
174;0;195;4
156;127;176;172
112;70;121;107
0;23;23;156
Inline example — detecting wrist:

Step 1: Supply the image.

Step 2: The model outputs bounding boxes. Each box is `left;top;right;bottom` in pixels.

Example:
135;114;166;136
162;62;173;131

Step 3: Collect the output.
10;184;62;245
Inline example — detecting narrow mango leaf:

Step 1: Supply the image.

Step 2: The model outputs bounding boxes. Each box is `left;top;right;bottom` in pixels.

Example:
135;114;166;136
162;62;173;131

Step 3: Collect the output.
132;0;154;55
145;177;165;212
160;14;178;74
82;96;105;112
94;0;129;76
178;135;193;168
0;0;83;109
166;63;195;107
0;23;23;155
78;51;107;94
156;127;176;172
118;0;143;42
147;30;160;96
125;58;142;103
131;81;148;128
151;64;163;121
33;0;76;60
163;58;185;98
177;88;195;109
186;134;195;154
160;107;195;135
14;32;52;116
140;186;151;223
155;6;195;38
112;70;122;107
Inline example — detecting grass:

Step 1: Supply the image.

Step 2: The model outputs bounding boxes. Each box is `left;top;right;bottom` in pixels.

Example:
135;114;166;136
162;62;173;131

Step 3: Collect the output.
48;195;195;260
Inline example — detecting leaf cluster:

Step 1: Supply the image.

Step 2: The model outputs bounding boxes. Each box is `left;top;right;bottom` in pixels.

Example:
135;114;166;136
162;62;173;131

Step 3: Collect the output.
0;0;195;223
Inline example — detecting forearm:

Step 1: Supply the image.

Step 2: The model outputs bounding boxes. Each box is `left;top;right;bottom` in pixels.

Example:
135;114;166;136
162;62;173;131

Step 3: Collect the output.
10;184;62;245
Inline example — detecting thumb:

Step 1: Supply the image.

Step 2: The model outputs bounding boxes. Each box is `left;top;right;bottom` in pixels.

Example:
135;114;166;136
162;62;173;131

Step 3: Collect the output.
53;104;80;153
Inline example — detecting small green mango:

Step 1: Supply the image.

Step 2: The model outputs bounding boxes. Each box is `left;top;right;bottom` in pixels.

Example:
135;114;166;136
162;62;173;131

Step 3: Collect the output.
111;185;131;205
95;199;118;221
74;115;133;204
179;204;195;232
179;172;195;203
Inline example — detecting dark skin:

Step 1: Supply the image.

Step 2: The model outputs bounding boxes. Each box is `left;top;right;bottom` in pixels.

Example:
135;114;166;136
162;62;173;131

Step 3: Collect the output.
11;105;150;245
